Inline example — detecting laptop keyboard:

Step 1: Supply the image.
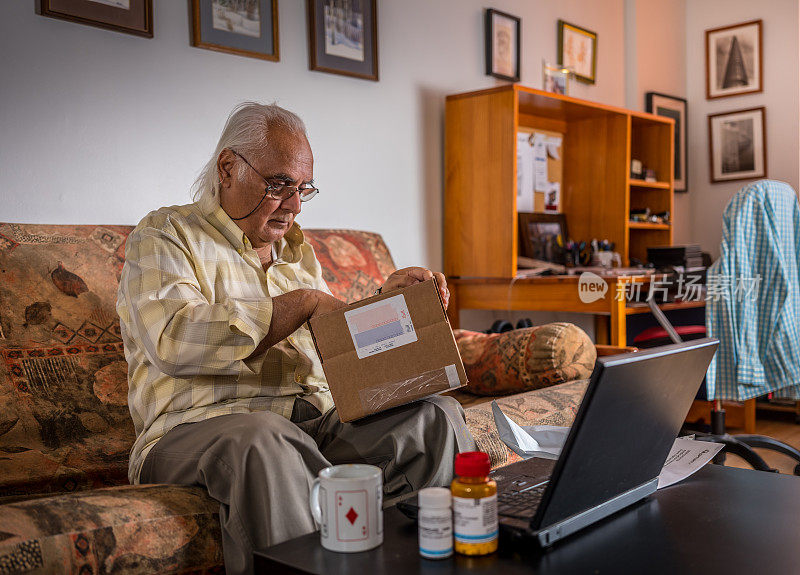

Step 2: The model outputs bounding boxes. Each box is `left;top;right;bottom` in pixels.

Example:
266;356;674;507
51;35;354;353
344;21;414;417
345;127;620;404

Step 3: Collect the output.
497;482;549;519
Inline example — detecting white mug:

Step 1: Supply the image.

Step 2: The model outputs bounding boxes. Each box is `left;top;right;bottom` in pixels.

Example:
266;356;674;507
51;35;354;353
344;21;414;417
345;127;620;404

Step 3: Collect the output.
309;464;383;552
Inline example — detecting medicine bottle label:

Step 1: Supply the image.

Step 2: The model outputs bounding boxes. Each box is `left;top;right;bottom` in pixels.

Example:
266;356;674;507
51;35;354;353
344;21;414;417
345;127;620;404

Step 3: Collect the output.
452;495;498;545
418;509;453;559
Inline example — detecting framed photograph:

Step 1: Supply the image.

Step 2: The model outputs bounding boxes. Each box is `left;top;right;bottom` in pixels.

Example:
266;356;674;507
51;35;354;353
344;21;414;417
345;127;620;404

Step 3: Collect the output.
308;0;378;81
485;9;521;82
36;0;153;38
518;213;569;263
708;107;767;184
706;20;762;100
646;92;688;192
543;62;569;96
557;20;597;84
191;0;279;62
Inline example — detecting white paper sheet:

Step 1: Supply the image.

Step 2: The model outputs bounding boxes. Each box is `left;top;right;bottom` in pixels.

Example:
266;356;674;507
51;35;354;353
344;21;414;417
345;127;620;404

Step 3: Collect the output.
516;132;534;212
492;401;724;489
533;134;548;192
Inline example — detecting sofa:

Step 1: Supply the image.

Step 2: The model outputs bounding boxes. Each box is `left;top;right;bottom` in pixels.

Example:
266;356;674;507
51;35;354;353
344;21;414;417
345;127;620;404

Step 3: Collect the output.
0;223;595;574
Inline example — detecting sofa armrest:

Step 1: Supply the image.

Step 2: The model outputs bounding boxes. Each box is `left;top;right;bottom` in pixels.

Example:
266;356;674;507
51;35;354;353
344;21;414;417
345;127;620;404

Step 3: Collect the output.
454;322;596;396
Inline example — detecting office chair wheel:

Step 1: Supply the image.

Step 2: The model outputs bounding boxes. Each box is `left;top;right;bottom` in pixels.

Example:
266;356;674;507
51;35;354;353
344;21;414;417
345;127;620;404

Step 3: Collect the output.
795;464;800;476
516;318;533;329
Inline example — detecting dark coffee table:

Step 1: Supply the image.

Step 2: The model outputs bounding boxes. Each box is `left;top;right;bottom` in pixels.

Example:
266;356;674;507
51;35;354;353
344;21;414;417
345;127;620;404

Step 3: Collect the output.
255;464;800;574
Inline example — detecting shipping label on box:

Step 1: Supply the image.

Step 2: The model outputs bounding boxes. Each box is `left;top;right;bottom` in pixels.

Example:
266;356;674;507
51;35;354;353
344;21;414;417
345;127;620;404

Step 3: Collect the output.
309;279;467;422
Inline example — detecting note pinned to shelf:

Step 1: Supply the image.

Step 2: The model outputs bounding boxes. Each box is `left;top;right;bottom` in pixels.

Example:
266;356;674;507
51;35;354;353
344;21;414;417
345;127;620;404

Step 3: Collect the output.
516;132;535;212
533;133;548;192
545;136;563;160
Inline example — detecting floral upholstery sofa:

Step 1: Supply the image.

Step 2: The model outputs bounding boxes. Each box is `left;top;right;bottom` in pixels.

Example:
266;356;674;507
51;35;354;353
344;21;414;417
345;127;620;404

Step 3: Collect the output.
0;223;592;574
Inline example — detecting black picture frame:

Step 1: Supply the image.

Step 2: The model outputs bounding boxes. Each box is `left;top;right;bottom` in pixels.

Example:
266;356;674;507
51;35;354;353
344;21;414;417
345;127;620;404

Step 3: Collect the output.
36;0;153;38
557;20;597;84
485;9;520;82
191;0;279;61
518;212;568;263
708;106;767;184
646;92;688;193
308;0;378;81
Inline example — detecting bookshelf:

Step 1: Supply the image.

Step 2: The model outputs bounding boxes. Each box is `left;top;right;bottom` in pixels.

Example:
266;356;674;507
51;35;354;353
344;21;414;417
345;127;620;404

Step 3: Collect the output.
444;85;674;277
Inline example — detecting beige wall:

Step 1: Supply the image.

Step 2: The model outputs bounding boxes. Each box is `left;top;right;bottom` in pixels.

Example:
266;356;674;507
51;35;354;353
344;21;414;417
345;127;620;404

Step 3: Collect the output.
686;0;800;259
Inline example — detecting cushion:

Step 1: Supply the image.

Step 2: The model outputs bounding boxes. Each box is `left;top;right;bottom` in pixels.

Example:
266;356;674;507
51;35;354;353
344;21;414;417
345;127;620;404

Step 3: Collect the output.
0;484;223;574
0;223;136;499
304;229;395;303
455;322;596;396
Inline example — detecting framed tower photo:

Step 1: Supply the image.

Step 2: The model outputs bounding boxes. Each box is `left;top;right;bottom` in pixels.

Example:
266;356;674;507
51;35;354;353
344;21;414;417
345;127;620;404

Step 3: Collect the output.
706;20;762;100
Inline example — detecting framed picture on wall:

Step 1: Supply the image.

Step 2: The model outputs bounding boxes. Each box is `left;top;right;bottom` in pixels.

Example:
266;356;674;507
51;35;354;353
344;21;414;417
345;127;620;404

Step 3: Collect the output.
557;20;596;84
518;212;568;263
646;92;688;192
308;0;378;81
191;0;279;61
708;107;767;183
36;0;153;38
705;20;762;100
485;9;521;82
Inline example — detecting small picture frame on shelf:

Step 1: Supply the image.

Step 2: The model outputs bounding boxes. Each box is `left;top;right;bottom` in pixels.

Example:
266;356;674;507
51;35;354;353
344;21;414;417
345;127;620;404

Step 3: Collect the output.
308;0;379;81
705;19;762;100
646;92;687;193
542;61;569;95
191;0;279;61
485;9;521;82
518;212;568;263
557;20;596;84
36;0;153;37
708;107;767;183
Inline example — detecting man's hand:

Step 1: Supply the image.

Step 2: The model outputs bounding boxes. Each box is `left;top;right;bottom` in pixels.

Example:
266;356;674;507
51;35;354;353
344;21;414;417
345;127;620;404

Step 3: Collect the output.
381;267;450;309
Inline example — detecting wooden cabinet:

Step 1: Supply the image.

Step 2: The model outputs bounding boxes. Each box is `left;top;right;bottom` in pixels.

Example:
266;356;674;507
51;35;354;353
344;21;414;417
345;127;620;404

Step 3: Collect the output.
444;85;674;277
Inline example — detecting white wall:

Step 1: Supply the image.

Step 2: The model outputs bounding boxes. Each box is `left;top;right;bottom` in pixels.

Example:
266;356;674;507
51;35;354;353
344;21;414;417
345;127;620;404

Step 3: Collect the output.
0;0;625;274
686;0;800;259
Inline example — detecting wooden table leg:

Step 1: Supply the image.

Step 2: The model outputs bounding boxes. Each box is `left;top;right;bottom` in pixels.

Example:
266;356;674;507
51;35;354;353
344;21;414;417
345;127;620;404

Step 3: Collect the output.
595;316;610;345
446;282;460;329
610;293;627;346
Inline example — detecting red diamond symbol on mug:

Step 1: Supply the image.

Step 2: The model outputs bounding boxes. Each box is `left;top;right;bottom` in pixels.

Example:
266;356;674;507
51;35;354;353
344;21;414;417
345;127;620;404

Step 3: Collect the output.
345;507;358;525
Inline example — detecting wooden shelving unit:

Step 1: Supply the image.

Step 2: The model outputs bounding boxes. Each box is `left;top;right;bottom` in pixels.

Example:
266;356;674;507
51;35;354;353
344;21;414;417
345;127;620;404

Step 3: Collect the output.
444;85;674;277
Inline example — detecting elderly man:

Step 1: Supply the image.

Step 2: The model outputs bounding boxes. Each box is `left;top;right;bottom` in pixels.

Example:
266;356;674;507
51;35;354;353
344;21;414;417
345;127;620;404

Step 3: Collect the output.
116;102;474;574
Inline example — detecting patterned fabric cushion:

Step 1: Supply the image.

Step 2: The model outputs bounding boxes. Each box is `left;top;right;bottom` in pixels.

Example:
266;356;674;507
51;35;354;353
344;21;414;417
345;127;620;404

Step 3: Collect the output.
455;323;596;396
303;229;396;303
0;484;223;574
0;224;136;499
465;380;589;469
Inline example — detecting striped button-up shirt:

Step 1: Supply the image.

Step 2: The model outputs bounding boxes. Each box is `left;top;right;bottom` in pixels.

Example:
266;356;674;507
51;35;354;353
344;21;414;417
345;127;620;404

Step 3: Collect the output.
117;193;334;483
706;180;800;400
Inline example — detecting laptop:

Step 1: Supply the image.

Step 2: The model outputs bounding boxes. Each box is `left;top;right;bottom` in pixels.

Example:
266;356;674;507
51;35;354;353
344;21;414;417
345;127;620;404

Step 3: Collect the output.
398;338;719;547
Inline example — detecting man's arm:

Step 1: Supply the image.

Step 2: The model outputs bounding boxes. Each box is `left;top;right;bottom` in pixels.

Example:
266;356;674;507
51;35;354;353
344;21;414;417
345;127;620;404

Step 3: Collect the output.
247;288;346;359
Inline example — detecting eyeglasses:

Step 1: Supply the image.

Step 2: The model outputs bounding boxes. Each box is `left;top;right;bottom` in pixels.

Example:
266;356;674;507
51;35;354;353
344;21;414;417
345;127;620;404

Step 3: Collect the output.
230;149;319;203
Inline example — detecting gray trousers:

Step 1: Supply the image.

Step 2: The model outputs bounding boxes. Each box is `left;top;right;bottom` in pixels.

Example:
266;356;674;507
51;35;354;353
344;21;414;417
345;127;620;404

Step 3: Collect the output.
140;395;475;575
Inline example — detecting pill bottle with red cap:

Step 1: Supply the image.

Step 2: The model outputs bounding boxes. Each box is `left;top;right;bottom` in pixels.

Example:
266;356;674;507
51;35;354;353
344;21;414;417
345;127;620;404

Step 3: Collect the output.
451;451;498;555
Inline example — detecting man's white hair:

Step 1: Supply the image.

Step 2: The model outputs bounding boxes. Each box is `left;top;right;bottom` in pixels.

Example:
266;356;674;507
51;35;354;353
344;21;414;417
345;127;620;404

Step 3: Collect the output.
192;102;307;200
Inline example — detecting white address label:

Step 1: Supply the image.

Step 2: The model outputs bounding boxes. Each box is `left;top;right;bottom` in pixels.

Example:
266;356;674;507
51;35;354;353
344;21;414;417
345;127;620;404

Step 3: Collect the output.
344;294;417;359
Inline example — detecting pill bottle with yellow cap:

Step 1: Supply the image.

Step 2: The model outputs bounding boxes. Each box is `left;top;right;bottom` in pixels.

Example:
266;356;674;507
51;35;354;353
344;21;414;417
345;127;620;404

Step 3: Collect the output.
451;451;498;555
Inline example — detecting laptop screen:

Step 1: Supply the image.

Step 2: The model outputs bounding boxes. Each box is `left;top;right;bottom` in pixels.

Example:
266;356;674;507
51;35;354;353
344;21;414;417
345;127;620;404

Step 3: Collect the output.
534;339;718;529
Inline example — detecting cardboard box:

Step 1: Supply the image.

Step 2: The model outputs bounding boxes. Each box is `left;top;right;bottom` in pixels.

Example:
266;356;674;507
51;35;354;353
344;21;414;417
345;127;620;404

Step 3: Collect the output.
309;278;467;422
